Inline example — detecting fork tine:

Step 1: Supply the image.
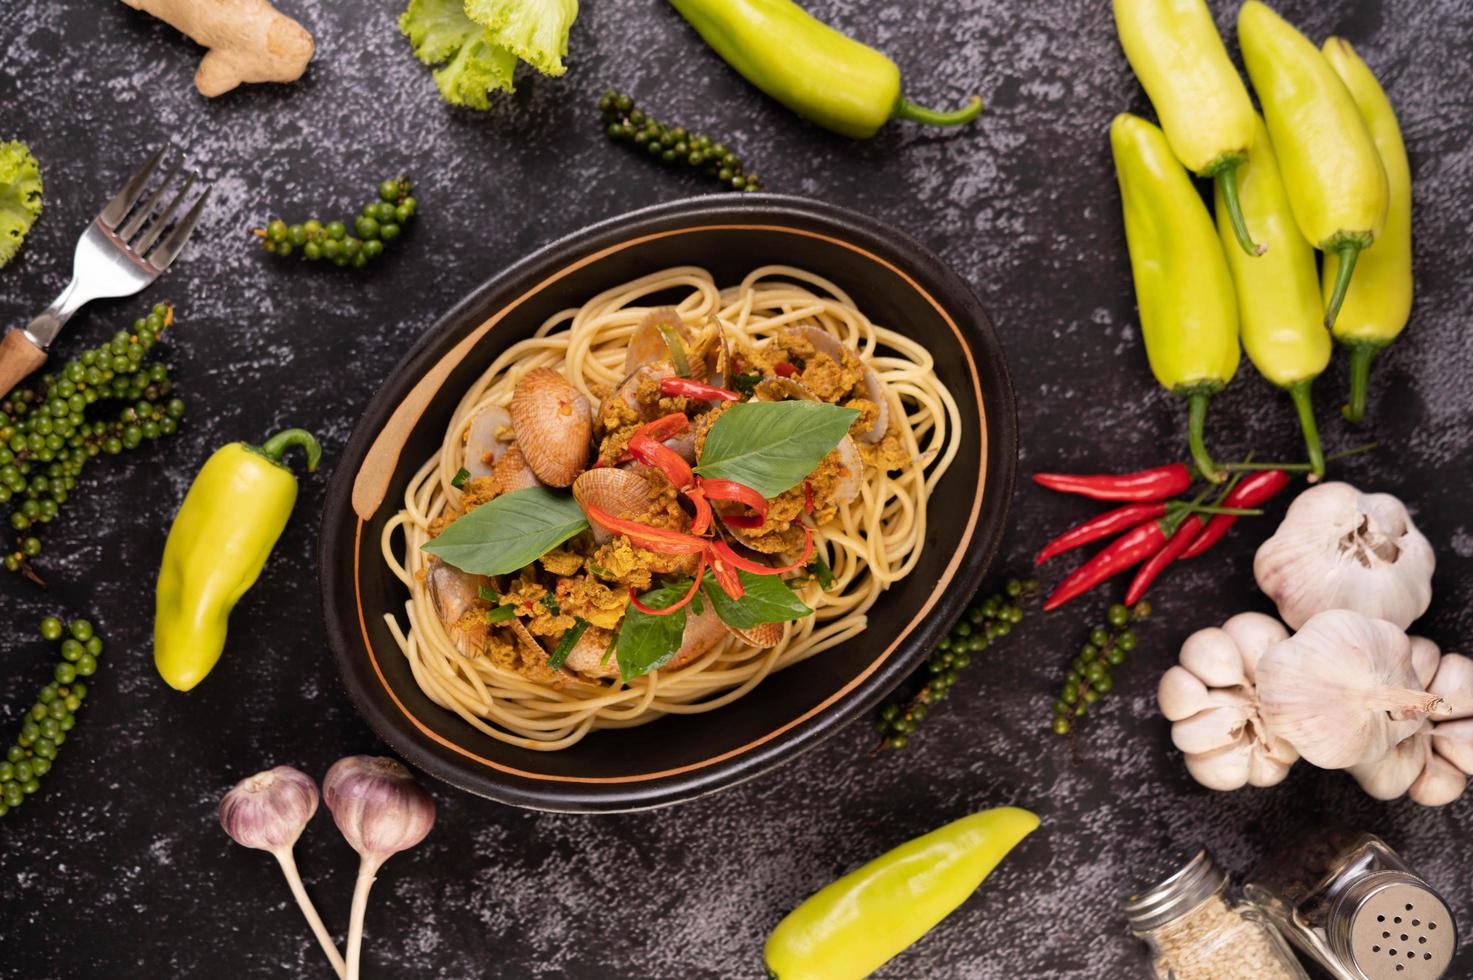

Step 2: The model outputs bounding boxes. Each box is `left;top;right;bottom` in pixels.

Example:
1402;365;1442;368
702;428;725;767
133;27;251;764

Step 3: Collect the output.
116;157;183;242
147;185;211;272
99;146;167;229
133;172;198;255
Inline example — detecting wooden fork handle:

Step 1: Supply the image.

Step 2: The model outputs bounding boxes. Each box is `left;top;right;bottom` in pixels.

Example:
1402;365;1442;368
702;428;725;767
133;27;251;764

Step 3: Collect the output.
0;329;48;399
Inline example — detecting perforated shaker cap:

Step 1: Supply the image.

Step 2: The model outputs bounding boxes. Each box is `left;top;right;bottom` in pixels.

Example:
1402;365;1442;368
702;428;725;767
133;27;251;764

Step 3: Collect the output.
1329;871;1457;980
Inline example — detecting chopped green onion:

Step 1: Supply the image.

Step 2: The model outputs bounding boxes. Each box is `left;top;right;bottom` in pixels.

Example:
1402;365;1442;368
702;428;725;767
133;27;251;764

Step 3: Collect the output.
587;561;614;580
451;467;471;489
484;604;517;624
656;319;691;377
541;593;561;615
731;372;762;396
547;618;590;671
478;585;499;603
807;555;835;590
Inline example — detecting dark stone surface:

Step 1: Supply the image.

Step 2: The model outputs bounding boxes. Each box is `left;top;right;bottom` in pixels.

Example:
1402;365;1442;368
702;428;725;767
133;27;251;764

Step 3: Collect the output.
2;0;1471;976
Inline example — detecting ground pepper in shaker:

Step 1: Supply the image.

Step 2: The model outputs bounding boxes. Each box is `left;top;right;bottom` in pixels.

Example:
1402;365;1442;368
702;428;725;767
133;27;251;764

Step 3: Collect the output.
1245;829;1458;980
1122;848;1308;979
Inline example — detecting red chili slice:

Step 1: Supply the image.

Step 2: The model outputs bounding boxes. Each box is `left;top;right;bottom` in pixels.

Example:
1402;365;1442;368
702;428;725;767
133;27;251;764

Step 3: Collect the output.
699;478;769;523
659;377;741;402
583;505;708;555
629;433;694;489
802;480;814;515
709;550;744;599
687;487;713;536
719;513;765;529
634;412;691;444
629;554;706;617
773;362;797;378
710;525;814;576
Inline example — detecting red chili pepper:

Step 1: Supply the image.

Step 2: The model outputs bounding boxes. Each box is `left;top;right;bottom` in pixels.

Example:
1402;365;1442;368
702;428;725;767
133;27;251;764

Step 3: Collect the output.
584;505;708;555
1033;463;1193;502
773;362;797;378
719;512;765;529
634;412;690;444
802;480;814;515
629;554;707;617
687;487;713;536
709;548;744;599
710;526;814;576
1043;520;1168;611
700;478;769;523
629;433;694;489
1034;502;1166;565
659;377;741;402
1179;469;1291;560
1125;515;1202;606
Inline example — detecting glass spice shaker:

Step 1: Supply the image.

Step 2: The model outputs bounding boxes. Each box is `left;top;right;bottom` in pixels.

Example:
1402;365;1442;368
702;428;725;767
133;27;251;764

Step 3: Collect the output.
1245;828;1458;980
1122;847;1308;980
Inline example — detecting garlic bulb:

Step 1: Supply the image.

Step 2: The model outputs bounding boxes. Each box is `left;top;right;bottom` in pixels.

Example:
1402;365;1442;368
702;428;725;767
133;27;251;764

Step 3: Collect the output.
1255;610;1454;769
1253;482;1434;630
1159;612;1298;790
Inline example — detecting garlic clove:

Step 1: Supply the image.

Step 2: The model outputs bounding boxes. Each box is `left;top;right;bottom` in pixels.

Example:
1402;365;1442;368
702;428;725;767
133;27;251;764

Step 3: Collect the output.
1179;627;1247;688
1429;653;1473;720
1184;736;1253;791
1159;666;1211;722
1410;636;1443;690
1221;612;1289;683
1172;705;1251;755
1431;719;1473;775
1409;752;1468;807
1256;610;1430;769
1247;746;1294;788
1348;725;1431;800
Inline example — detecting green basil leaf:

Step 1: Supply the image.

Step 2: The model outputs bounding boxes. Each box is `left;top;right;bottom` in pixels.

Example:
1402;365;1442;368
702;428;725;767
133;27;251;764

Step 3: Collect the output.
702;570;813;629
547;618;589;671
614;583;690;682
422;486;589;576
807;555;835;590
695;401;859;499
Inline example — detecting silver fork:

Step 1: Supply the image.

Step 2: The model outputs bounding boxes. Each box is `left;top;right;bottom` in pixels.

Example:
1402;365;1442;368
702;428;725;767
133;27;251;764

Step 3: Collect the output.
0;147;211;397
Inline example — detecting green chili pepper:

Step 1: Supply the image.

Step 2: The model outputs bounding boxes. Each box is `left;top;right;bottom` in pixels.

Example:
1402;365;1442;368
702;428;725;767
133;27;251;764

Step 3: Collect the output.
764;807;1039;980
1238;1;1388;330
1215;114;1330;478
666;0;981;140
1320;38;1412;423
1111;113;1241;483
153;428;321;691
1113;0;1263;255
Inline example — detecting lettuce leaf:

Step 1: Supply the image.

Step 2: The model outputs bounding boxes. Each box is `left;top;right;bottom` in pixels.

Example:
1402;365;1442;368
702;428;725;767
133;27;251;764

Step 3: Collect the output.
466;0;578;77
0;141;43;269
399;0;515;109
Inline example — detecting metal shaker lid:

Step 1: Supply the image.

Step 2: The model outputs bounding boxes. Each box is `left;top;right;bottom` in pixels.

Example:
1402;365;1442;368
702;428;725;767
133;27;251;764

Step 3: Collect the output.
1328;871;1457;980
1121;848;1226;934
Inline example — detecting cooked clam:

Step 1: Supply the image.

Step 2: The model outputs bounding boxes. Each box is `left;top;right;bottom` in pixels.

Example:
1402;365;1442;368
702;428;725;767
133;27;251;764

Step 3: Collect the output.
572;468;652;545
560;625;617;680
427;560;493;657
665;604;730;671
492;444;540;494
509;368;593;487
794;325;889;443
832;435;863;505
626;308;692;375
728;620;786;649
462;404;513;481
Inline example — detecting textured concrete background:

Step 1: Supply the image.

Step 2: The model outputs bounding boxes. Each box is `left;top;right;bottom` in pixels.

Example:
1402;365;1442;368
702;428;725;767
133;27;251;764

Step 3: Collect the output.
2;0;1472;976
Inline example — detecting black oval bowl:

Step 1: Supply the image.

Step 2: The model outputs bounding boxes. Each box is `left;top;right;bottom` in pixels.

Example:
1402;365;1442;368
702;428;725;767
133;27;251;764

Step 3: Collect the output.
320;194;1016;812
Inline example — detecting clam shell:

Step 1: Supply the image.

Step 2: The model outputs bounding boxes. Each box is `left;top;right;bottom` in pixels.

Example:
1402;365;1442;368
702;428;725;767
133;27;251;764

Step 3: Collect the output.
561;626;617;680
493;445;541;494
462;405;512;480
573;468;652;545
626;308;692;375
666;604;730;671
509;368;592;487
427;561;493;657
794;325;888;443
832;435;863;505
728;620;786;649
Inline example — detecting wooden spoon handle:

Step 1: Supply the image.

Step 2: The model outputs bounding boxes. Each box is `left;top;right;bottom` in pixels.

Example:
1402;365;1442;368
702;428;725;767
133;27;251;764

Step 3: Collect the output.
0;329;47;399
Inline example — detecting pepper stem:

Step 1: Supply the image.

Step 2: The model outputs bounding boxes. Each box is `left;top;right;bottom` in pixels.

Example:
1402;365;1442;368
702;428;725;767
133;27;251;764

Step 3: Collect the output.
258;428;322;472
1214;165;1264;256
892;95;983;128
1186;392;1224;484
1324;242;1363;328
1286;380;1325;481
1343;344;1379;423
1185;504;1264;517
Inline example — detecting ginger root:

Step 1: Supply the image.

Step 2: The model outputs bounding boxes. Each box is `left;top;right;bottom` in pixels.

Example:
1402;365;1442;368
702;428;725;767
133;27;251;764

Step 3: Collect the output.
122;0;314;97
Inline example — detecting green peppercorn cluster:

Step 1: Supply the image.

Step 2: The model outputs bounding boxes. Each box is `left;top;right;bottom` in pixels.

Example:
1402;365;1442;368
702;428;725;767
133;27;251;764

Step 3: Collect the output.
875;577;1038;751
598;90;763;193
256;177;416;268
0;304;183;577
1051;601;1152;735
0;618;102;817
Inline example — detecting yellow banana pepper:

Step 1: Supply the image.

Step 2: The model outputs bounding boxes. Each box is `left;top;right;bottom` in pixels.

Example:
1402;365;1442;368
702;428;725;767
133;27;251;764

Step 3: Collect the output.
1112;113;1241;483
1321;37;1413;423
1238;0;1388;329
764;807;1039;980
1215;114;1330;478
154;428;321;691
1113;0;1263;255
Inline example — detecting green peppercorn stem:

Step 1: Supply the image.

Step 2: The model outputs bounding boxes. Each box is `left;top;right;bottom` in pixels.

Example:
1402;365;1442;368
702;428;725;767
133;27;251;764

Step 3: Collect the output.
253;177;415;269
1050;601;1151;736
872;577;1038;753
1;305;183;580
0;618;104;817
599;90;764;193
